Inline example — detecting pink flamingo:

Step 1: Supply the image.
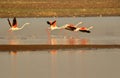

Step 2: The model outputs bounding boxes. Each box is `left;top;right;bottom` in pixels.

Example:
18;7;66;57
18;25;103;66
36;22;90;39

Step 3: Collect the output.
7;17;30;31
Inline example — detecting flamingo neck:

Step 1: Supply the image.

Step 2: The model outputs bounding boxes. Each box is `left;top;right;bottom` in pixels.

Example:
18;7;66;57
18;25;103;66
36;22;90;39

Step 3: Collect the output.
9;23;29;31
19;23;29;29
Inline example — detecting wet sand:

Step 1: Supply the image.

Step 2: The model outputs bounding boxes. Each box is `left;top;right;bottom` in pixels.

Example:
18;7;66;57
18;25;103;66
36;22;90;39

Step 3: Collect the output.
0;44;120;51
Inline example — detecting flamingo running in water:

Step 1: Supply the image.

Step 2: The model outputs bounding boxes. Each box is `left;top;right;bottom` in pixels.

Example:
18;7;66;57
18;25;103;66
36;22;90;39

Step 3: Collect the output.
7;17;30;31
63;24;93;33
75;26;93;33
47;20;59;30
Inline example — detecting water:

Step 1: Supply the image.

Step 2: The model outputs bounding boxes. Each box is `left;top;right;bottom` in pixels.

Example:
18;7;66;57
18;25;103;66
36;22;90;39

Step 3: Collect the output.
0;17;120;78
0;49;120;78
0;16;120;45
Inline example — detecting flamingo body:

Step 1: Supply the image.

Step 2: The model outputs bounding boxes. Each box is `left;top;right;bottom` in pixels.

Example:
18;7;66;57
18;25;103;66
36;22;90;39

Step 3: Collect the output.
79;30;91;33
75;26;93;33
79;27;90;33
47;20;61;30
63;24;77;31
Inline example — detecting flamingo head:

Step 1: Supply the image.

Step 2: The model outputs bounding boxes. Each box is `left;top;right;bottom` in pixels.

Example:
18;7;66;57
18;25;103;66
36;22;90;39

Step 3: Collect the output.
25;23;30;25
79;22;83;24
89;26;94;29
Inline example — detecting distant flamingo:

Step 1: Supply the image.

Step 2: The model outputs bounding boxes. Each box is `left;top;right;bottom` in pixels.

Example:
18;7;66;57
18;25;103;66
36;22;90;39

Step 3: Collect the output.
75;26;93;33
60;23;80;31
47;20;82;31
7;17;30;31
47;20;61;30
62;24;93;33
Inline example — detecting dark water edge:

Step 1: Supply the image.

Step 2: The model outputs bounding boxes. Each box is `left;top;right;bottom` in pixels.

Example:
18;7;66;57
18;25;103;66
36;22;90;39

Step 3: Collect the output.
0;44;120;51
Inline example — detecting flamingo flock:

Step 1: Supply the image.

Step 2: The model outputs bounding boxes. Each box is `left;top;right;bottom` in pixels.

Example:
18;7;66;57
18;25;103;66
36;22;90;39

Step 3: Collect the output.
47;20;93;33
6;17;93;34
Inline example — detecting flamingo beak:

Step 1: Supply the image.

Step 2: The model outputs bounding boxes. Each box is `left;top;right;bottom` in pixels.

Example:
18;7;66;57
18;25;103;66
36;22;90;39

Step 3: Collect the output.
27;23;30;24
79;22;83;24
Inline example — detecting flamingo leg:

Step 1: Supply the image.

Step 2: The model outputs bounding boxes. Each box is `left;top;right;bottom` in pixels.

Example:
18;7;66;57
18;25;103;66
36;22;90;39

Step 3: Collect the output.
46;28;51;44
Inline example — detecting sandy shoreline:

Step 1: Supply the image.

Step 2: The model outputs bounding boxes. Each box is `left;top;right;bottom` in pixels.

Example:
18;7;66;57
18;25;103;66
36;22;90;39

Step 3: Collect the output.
0;0;119;17
0;44;120;51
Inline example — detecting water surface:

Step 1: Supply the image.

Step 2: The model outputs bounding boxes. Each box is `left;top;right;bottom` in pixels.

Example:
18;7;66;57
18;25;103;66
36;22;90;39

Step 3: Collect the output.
0;17;120;45
0;49;120;78
0;17;120;78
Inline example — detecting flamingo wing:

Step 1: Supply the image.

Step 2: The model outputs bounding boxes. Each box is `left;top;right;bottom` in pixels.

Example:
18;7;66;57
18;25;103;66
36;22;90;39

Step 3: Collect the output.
65;25;76;31
12;17;17;28
47;20;56;27
79;30;91;33
47;21;51;25
51;20;56;25
52;20;56;27
79;27;90;33
7;18;12;27
79;26;93;33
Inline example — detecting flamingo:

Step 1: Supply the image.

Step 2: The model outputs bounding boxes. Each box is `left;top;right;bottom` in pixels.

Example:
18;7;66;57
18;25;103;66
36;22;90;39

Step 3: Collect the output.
7;17;30;31
62;24;93;33
47;20;82;31
75;26;93;33
47;20;93;33
60;24;78;31
47;20;61;30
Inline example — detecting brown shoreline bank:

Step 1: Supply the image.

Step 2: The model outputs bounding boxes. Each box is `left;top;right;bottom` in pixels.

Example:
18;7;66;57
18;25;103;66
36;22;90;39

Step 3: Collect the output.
0;44;120;51
0;8;119;18
0;0;120;17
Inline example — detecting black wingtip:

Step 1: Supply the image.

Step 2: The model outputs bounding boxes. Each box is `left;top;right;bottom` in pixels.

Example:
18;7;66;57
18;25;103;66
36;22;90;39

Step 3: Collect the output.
7;18;12;27
51;20;56;25
13;17;16;21
12;17;17;26
47;21;51;25
80;30;91;33
86;30;91;33
47;20;56;25
13;17;16;19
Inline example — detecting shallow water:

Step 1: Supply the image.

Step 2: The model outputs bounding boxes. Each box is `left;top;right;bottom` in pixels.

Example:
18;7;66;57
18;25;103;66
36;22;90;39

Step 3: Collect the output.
0;49;120;78
0;16;120;45
0;17;120;78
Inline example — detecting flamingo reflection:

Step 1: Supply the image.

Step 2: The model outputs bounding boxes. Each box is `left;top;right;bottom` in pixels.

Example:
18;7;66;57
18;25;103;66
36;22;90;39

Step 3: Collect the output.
9;50;17;56
47;29;58;54
10;50;17;78
46;30;57;78
9;39;20;45
67;37;77;45
67;37;89;45
80;38;88;45
9;39;20;55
